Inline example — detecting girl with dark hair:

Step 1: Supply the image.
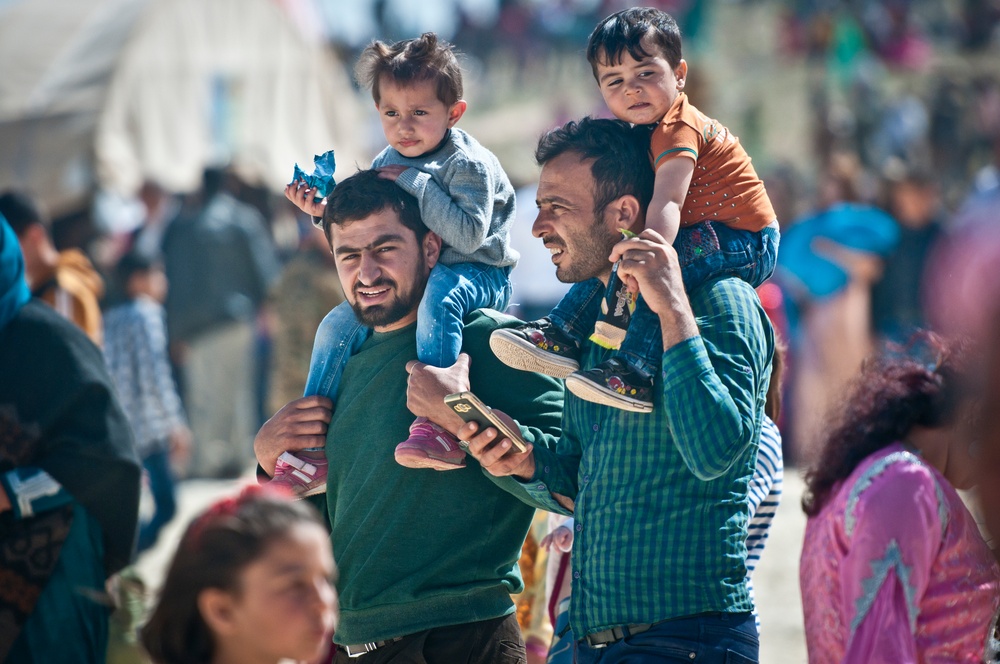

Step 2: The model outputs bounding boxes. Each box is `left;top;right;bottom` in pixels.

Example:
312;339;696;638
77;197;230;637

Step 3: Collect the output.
799;333;1000;662
141;485;338;664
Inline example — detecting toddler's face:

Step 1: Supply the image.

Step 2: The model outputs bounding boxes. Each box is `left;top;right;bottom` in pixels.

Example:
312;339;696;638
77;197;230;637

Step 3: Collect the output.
595;36;687;126
376;77;465;158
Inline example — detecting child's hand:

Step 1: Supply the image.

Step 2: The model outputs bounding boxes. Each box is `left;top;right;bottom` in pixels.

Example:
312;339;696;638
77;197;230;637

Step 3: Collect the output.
540;525;574;552
169;426;193;470
376;165;408;182
284;179;327;218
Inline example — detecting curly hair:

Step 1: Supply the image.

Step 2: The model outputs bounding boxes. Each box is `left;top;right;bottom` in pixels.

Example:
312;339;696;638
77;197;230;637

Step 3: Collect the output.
354;32;462;107
801;332;973;516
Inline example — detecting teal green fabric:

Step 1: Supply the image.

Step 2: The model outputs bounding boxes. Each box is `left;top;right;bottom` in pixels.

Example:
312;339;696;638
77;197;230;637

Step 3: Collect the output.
321;309;563;645
523;277;774;637
6;505;109;663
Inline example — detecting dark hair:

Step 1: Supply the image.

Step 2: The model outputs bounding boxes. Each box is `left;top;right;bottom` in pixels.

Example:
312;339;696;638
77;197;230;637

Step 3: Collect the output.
355;32;463;107
535;117;655;217
115;251;157;290
140;485;326;664
586;7;683;79
802;332;973;516
0;190;44;236
321;169;428;245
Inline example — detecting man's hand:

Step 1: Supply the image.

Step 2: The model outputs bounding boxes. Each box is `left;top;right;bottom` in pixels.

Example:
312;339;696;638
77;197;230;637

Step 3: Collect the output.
284;180;327;218
376;165;409;182
459;410;536;481
405;354;472;435
254;396;333;476
611;228;699;349
168;425;193;472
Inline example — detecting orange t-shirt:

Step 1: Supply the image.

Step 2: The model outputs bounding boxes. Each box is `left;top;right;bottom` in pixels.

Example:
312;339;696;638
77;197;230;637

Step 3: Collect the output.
650;93;775;232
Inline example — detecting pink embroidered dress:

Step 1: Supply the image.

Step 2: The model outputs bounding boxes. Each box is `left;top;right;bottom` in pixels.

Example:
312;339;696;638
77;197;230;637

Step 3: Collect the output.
800;443;1000;663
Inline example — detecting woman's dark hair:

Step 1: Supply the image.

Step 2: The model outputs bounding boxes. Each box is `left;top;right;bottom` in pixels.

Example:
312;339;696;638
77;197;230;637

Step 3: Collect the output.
802;332;973;516
535;117;655;218
140;485;326;664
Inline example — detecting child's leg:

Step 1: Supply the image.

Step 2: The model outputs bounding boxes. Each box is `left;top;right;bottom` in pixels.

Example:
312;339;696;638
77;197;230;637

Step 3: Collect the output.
676;221;780;290
615;297;664;379
547;279;605;344
415;263;512;367
303;301;372;399
137;447;177;553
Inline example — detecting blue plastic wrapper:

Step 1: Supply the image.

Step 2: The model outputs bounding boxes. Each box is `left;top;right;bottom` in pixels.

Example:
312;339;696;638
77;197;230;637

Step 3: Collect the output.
291;150;337;201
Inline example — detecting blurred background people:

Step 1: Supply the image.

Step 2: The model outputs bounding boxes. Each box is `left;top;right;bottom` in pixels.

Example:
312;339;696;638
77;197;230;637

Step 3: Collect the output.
103;252;191;554
0;190;105;345
0;215;141;663
799;333;999;663
162;167;280;480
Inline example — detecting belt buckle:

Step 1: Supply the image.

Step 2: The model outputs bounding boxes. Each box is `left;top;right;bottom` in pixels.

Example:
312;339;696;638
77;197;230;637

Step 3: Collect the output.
345;642;377;658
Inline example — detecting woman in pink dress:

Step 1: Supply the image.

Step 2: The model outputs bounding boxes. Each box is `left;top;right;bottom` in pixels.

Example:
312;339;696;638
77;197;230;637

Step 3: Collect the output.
799;333;1000;663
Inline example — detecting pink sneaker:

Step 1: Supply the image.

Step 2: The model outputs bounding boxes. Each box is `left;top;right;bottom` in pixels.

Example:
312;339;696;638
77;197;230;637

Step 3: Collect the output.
394;417;467;471
268;448;328;497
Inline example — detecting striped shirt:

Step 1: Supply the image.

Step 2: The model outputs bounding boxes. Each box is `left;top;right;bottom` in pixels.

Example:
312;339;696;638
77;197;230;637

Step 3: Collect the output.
524;277;774;638
746;415;783;631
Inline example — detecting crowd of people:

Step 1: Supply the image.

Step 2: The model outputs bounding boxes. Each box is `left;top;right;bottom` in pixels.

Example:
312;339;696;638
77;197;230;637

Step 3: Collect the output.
1;4;1000;664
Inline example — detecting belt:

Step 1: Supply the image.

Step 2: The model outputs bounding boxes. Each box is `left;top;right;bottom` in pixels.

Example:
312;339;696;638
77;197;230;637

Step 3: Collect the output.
584;623;653;648
342;636;405;658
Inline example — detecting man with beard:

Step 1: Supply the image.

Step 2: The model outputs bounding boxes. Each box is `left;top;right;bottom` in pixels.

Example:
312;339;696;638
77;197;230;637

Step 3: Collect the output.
253;169;562;663
461;119;775;663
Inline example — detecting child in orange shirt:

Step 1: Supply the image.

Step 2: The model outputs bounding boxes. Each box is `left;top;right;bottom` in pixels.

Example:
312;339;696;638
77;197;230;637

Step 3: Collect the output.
491;7;779;413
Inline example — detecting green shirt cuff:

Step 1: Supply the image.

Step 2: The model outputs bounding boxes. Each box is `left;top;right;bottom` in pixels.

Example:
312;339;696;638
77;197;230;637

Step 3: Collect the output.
661;336;713;388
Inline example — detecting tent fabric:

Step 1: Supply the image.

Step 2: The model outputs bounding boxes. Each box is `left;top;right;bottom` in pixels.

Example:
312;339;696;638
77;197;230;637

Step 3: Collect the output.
0;0;365;215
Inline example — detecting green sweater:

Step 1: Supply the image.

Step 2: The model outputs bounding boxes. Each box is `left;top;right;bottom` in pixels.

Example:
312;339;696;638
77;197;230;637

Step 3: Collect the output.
315;309;563;645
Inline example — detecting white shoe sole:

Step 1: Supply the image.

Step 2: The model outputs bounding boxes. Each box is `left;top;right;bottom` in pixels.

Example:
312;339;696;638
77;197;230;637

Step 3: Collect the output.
565;374;654;413
489;330;579;378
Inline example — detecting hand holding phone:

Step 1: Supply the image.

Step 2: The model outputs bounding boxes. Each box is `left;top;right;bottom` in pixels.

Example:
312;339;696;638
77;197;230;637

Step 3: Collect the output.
443;391;528;453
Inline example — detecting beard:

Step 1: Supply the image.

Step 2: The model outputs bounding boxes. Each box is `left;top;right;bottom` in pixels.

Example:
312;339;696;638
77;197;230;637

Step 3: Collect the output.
350;257;427;329
553;215;620;284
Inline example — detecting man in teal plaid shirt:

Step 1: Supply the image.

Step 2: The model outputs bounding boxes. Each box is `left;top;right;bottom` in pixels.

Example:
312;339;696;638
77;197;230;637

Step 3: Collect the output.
454;118;774;663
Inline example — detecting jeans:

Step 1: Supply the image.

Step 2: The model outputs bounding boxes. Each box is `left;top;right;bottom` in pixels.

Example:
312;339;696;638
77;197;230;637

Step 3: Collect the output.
304;262;511;401
548;222;780;378
137;448;177;554
576;612;759;664
331;613;525;664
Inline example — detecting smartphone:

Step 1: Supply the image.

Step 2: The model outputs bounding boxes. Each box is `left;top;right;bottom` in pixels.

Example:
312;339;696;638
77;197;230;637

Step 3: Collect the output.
443;391;528;453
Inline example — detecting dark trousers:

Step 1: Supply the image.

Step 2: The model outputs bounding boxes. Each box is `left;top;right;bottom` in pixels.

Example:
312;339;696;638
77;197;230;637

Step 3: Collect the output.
576;612;759;664
332;613;525;664
137;448;177;553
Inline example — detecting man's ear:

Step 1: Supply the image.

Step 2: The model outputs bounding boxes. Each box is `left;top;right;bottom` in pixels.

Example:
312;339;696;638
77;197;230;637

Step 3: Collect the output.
423;231;442;269
446;100;468;128
603;195;643;235
198;588;237;637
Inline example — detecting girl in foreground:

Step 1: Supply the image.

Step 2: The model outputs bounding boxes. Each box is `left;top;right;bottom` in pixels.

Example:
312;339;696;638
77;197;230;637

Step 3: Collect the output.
799;333;999;662
141;486;338;664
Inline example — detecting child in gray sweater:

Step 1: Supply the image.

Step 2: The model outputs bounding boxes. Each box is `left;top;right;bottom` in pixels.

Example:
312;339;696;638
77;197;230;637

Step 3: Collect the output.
281;33;518;495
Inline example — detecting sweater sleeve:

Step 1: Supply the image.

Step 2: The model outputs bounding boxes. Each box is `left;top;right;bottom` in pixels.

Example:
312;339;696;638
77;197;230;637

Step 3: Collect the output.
394;156;495;256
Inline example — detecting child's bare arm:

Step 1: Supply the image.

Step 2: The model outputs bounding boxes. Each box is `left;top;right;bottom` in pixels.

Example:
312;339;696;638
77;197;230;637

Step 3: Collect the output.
646;158;695;244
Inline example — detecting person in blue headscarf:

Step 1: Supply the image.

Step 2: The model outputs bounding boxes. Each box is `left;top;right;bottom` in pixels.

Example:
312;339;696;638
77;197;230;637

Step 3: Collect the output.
0;214;141;663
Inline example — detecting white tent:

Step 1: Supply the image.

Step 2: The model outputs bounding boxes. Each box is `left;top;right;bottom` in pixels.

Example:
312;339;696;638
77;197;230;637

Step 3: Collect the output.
0;0;365;216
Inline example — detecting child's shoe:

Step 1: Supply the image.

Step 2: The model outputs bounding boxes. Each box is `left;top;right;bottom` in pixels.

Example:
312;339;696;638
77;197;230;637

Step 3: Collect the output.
269;449;329;497
394;417;467;471
489;320;580;378
565;357;654;413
